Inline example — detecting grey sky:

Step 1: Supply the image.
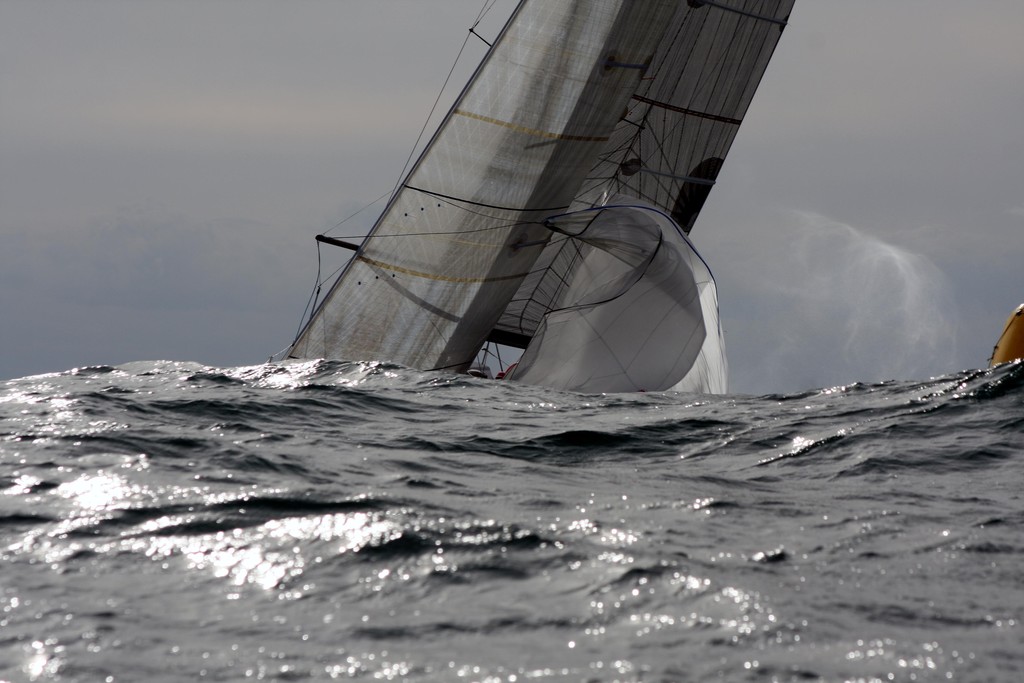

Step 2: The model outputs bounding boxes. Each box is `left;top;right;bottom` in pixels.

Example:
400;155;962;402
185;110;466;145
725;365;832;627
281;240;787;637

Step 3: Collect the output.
2;1;1021;394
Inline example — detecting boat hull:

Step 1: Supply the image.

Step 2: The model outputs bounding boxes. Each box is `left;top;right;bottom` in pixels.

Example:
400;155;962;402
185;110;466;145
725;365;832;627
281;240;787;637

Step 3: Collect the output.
990;303;1024;365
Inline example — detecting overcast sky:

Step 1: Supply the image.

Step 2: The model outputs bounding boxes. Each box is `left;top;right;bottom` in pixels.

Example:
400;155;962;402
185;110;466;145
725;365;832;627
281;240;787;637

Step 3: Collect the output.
2;1;1021;394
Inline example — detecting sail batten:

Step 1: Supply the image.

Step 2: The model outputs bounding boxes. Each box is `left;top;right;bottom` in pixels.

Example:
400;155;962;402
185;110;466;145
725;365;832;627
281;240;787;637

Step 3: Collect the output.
631;94;742;125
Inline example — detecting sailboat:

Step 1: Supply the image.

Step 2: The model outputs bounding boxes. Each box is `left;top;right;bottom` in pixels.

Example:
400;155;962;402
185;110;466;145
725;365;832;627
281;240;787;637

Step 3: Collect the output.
284;0;795;393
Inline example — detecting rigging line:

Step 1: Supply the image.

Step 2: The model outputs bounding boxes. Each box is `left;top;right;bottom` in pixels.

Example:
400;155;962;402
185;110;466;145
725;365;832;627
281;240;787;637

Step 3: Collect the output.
654;6;707;100
439;200;549;224
699;17;753;125
515;236;572;278
406;186;563;222
638;120;678;203
435;202;550;226
587;133;641;169
471;0;501;28
654;114;699;190
548;233;664;319
319;263;346;288
680;1;781;132
476;341;505;373
321;189;392;236
389;28;476;200
650;32;771;193
468;1;499;47
548;249;586;309
386;0;510;200
631;95;742;126
292;238;326;344
364;217;539;241
296;257;348;340
522;238;585;318
579;134;642;186
405;184;570;214
634;3;700;96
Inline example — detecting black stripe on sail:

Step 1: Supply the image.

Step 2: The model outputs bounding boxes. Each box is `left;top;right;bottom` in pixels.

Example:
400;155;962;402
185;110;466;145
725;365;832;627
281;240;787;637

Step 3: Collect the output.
688;0;789;27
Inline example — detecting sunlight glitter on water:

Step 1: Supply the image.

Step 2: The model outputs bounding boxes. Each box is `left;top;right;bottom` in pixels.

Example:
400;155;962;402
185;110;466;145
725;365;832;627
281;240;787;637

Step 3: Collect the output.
4;472;153;563
23;639;64;682
226;360;322;389
55;472;140;511
1;361;1020;681
132;511;404;592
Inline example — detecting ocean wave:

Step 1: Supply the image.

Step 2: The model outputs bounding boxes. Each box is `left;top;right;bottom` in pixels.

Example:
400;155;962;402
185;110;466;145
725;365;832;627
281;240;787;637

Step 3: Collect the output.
1;359;1021;680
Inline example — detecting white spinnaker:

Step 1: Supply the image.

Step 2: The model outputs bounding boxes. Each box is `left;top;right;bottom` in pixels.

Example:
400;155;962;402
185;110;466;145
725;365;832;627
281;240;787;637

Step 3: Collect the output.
670;248;728;394
290;1;683;371
508;201;725;393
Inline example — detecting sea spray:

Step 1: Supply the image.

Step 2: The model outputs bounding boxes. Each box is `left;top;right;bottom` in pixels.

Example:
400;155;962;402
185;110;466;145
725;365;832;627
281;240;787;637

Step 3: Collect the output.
790;210;958;377
717;210;958;391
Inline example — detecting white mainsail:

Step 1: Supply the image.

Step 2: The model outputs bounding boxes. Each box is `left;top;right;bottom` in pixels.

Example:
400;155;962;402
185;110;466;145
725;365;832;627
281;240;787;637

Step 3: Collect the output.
288;0;794;392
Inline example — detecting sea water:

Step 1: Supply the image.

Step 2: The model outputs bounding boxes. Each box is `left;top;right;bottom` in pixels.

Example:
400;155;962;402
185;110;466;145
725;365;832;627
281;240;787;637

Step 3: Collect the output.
1;359;1021;682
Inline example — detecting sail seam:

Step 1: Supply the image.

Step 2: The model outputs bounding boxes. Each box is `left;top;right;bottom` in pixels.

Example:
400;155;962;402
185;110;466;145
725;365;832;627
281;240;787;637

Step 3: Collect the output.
454;109;610;142
358;255;530;284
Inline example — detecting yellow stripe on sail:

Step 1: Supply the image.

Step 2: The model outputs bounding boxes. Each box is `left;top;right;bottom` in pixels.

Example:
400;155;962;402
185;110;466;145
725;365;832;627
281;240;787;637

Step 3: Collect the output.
454;109;609;142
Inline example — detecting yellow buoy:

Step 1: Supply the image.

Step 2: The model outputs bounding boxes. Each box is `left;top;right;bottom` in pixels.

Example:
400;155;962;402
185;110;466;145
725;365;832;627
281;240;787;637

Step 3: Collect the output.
989;303;1024;365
